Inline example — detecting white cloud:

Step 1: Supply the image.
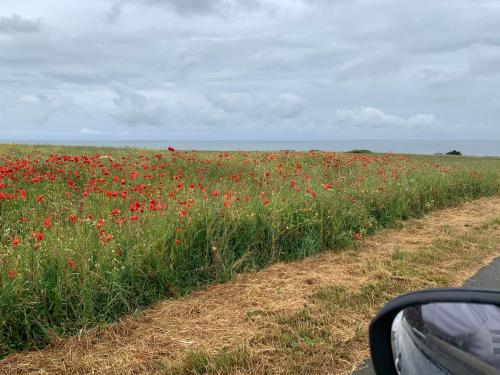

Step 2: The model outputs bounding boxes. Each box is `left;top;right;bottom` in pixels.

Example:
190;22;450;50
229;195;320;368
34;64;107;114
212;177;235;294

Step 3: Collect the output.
80;128;103;134
335;107;439;129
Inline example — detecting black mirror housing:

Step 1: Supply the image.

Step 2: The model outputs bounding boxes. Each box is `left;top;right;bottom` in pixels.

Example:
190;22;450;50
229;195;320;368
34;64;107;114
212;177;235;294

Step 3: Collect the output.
369;288;500;375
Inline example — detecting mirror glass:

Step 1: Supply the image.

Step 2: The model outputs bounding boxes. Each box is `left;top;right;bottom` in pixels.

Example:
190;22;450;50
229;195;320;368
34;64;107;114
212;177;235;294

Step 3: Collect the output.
391;303;500;375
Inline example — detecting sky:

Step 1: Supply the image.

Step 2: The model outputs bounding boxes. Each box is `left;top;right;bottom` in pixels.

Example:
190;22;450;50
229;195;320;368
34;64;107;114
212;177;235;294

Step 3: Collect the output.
0;0;499;141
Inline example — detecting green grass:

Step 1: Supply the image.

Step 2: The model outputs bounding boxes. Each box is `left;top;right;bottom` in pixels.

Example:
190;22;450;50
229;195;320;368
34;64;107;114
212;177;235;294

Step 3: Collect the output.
164;348;253;375
0;144;499;357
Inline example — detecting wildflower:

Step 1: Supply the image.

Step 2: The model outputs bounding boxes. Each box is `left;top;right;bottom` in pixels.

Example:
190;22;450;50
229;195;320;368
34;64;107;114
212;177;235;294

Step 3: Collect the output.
129;201;141;212
175;239;181;245
33;231;44;242
97;218;105;227
100;233;114;243
12;237;20;247
43;219;53;228
20;189;27;199
111;209;120;216
168;146;175;151
69;214;77;223
354;232;362;240
37;195;43;203
130;215;139;221
7;270;16;279
67;258;77;269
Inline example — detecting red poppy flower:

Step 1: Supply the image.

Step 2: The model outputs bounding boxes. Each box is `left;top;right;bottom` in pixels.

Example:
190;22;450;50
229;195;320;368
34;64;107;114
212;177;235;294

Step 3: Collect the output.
20;189;27;199
168;146;175;151
97;218;105;227
175;239;181;245
129;201;141;212
37;195;43;203
43;219;53;228
7;270;16;280
67;258;77;269
33;231;44;242
130;215;139;221
12;237;20;247
111;209;120;216
354;232;362;240
69;214;77;223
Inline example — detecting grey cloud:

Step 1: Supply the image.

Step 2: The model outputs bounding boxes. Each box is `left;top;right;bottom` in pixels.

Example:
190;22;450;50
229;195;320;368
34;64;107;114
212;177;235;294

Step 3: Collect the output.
115;0;265;17
269;93;305;119
106;3;123;23
206;93;264;116
1;0;500;140
0;14;44;33
468;43;500;77
137;0;216;15
206;92;305;120
43;69;142;85
111;86;170;126
12;93;79;125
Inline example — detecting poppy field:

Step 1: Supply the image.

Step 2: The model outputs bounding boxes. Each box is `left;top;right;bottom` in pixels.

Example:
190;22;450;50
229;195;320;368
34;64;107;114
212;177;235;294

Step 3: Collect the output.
0;144;499;356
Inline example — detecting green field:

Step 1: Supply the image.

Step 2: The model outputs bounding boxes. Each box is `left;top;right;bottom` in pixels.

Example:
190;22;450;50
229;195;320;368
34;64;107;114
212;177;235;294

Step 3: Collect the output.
0;144;499;357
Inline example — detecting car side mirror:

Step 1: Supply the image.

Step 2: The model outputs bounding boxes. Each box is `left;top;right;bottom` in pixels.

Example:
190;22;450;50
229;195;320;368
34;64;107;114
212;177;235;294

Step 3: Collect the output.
369;289;500;375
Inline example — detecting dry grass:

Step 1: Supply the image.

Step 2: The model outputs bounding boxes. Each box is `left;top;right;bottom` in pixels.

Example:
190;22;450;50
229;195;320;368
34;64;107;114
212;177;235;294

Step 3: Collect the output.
2;196;500;375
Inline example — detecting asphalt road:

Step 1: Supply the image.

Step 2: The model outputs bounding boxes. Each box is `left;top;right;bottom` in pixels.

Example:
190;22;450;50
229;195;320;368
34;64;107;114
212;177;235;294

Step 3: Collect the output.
352;256;500;375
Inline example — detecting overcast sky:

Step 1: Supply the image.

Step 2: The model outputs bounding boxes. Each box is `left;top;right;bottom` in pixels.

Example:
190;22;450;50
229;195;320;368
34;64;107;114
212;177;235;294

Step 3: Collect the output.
1;0;499;141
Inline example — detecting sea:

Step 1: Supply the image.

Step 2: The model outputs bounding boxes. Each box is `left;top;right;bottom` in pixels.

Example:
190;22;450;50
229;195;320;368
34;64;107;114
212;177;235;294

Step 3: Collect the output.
4;140;500;156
